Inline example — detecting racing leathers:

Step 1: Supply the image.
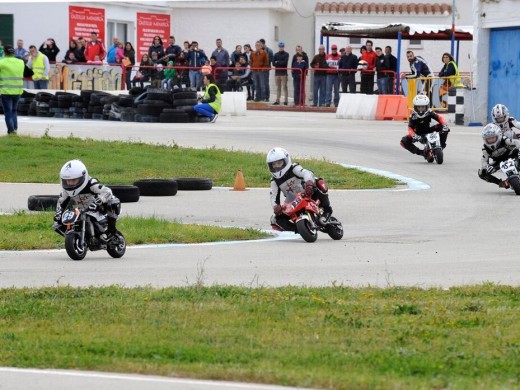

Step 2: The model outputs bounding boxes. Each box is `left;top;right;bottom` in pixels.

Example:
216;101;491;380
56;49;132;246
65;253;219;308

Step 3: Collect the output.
495;117;520;140
400;110;449;156
478;136;520;187
270;163;332;232
53;178;120;237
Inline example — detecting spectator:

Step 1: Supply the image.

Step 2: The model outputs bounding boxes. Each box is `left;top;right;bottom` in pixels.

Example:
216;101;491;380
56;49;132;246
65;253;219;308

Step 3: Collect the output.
325;44;341;107
272;41;289;106
375;46;391;94
62;51;78;64
193;73;221;123
292;52;308;106
360;40;376;94
291;45;309;67
150;52;164;87
182;41;190;56
0;45;24;134
212;38;230;84
243;43;252;63
123;42;135;90
14;39;29;62
163;35;182;64
186;41;206;90
27;45;50;89
405;50;434;98
249;41;269;102
438;52;464;88
106;37;119;64
338;45;358;93
87;55;103;65
230;45;244;66
39;38;60;62
226;60;245;92
310;45;328;107
162;60;176;90
148;36;165;60
63;39;80;63
385;46;397;94
201;59;212;76
132;53;153;88
76;37;86;62
115;42;125;64
359;45;366;60
173;51;189;87
259;38;273;102
237;55;252;94
84;31;106;62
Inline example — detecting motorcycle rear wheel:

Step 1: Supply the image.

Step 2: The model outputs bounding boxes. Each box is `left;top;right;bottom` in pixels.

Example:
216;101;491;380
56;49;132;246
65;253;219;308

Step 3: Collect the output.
325;217;344;240
106;231;126;258
433;148;444;165
296;219;318;243
509;176;520;195
65;234;87;261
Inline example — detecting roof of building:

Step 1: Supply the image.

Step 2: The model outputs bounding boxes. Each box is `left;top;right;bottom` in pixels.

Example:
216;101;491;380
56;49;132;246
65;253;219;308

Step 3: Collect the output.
315;2;452;15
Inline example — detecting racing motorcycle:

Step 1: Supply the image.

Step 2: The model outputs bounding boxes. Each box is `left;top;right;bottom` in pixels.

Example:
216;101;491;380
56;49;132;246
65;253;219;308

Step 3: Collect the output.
282;192;343;243
499;157;520;195
54;202;126;261
420;131;444;164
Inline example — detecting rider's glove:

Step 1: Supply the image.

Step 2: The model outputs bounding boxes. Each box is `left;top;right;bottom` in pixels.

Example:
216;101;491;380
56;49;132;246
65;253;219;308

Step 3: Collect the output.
88;202;99;211
486;164;496;174
273;204;283;214
442;124;450;133
305;180;315;197
53;211;62;223
412;134;422;142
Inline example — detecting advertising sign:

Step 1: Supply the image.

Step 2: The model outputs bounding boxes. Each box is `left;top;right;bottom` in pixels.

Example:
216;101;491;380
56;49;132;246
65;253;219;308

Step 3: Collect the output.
69;6;105;41
137;12;170;57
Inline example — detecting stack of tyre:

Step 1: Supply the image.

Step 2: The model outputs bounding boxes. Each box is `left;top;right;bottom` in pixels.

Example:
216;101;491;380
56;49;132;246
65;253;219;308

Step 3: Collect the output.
33;92;54;117
48;92;78;119
133;88;173;123
159;88;198;123
17;91;36;116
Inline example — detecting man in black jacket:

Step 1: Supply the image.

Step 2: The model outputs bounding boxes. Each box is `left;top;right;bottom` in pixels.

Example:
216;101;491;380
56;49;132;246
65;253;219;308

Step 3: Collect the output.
273;41;289;105
338;45;358;93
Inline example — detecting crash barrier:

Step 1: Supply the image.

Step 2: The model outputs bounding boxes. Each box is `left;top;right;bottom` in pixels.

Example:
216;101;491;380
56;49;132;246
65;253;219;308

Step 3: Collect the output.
336;93;379;120
220;92;247;116
375;95;409;121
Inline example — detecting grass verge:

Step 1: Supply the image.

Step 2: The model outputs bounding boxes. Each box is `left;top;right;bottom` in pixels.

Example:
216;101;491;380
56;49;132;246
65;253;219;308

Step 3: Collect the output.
0;285;518;389
0;134;398;189
0;211;271;250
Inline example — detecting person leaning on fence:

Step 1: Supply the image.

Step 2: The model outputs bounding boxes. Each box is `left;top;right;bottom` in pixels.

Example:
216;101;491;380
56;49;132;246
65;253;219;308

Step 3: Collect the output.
405;50;434;99
0;45;25;134
123;42;135;90
193;73;221;123
375;46;392;95
273;41;289;106
292;52;308;106
132;53;153;88
338;45;358;93
438;52;464;89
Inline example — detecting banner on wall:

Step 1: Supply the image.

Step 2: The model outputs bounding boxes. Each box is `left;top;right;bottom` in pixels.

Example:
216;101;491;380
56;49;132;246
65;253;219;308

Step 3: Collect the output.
137;12;171;58
69;5;106;41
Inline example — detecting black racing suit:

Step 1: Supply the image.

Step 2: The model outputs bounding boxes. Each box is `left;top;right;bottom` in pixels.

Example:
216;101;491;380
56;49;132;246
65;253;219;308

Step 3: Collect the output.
400;110;448;156
478;136;520;186
270;163;332;232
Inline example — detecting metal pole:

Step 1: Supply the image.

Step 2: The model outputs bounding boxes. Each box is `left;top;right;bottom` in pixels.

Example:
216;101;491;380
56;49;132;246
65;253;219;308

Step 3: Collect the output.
451;0;455;56
396;31;402;94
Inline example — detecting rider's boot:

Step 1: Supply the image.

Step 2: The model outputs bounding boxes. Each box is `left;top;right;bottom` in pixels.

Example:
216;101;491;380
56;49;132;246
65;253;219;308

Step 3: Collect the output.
320;206;333;225
101;217;117;241
499;180;510;189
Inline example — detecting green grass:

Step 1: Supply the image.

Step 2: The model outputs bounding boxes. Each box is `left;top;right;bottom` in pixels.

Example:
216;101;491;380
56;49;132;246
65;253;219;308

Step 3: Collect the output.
0;134;398;189
0;212;271;250
0;285;518;389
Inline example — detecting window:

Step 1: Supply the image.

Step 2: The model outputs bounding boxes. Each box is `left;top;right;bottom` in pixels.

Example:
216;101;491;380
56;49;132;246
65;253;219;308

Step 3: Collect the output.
0;14;14;46
274;26;279;42
409;39;423;48
349;37;361;45
107;21;128;46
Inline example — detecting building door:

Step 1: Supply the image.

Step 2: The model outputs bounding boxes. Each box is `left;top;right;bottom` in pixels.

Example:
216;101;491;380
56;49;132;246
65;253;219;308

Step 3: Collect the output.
488;28;520;122
107;21;128;47
0;14;14;46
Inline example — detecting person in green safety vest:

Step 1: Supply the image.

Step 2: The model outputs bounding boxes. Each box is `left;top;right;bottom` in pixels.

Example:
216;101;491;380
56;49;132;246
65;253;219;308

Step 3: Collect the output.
0;45;25;134
193;73;222;123
439;52;464;88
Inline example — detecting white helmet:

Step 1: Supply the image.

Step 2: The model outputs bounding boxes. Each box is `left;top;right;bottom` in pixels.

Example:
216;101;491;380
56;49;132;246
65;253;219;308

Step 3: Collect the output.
266;147;291;179
482;123;502;151
60;159;89;197
491;104;509;126
412;94;430;118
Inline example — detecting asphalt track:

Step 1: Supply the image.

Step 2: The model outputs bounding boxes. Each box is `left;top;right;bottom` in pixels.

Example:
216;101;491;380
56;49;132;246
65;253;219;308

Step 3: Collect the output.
0;111;518;389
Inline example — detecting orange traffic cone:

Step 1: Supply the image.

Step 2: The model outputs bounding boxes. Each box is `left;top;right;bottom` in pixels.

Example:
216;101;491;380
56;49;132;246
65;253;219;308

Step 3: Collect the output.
232;169;247;191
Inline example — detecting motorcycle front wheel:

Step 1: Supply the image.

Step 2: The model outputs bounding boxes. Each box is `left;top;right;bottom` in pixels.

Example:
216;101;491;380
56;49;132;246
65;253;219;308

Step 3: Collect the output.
509;176;520;195
296;219;318;243
325;217;344;240
106;231;126;258
433;148;444;165
65;234;87;261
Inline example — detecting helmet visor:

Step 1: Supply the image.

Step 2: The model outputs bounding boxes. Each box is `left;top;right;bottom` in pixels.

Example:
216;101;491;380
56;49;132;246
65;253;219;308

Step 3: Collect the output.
415;105;428;114
485;135;498;145
494;115;506;124
268;159;286;173
61;176;85;191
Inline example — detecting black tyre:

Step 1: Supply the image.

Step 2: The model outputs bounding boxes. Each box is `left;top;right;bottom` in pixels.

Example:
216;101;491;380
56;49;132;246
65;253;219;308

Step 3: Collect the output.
27;195;59;211
325;217;344;240
35;92;54;102
118;95;135;107
159;112;190;123
509;176;520;195
129;86;145;96
106;231;126;258
133;179;178;196
65;234;87;261
137;104;166;116
173;98;198;107
193;116;211;123
120;112;136;122
433;148;444;165
107;185;140;202
135;114;160;123
172;91;197;100
296;219;318;243
173;178;213;191
92;113;104;120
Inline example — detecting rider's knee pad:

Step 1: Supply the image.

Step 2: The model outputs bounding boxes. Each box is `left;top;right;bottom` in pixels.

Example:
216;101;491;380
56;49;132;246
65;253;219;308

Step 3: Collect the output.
316;178;328;194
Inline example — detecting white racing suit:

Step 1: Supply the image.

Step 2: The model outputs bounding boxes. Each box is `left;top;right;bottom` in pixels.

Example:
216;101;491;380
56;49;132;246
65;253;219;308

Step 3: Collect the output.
54;178;121;236
495;117;520;140
270;163;332;231
478;137;520;187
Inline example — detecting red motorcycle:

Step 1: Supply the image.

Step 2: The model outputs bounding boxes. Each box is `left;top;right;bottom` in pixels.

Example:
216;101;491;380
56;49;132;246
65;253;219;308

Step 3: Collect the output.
282;192;343;243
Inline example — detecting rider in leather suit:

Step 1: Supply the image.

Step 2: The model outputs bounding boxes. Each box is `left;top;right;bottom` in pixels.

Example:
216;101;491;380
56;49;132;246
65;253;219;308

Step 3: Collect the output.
491;104;520;139
266;147;333;232
478;123;520;188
